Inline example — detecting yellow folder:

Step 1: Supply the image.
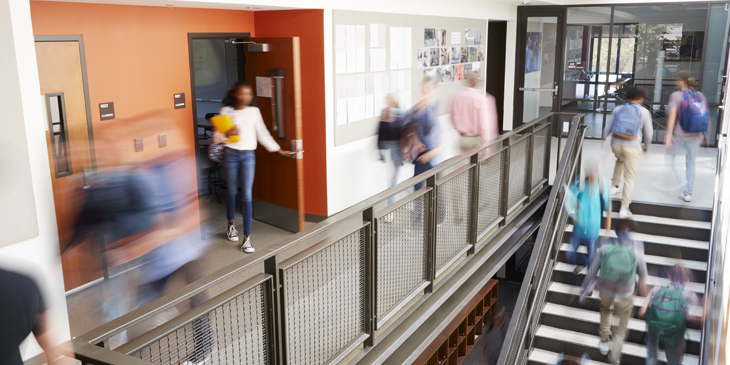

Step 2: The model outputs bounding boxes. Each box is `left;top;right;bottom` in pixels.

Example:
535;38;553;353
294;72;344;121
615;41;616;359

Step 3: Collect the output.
209;114;240;142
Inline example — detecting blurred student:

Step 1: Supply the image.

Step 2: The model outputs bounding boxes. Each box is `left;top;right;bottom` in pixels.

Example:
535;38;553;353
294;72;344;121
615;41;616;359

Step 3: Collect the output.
640;264;701;365
665;71;711;203
566;164;611;275
449;72;499;153
0;267;74;364
604;87;653;218
377;94;405;205
213;82;291;252
411;78;444;190
583;219;647;365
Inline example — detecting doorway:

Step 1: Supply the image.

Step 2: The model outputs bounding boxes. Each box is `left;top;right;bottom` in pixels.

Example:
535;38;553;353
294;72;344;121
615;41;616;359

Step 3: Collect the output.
189;33;306;232
487;21;507;134
513;7;565;129
35;36;101;292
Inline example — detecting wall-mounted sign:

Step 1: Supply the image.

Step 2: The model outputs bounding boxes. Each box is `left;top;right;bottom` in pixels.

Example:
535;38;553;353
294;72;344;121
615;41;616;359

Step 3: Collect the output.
575;62;585;70
99;102;115;120
174;93;186;109
568;61;576;70
256;77;273;98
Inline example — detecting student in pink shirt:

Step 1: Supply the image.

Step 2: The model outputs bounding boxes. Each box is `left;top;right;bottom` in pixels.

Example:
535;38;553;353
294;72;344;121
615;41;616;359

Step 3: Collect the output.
449;72;499;153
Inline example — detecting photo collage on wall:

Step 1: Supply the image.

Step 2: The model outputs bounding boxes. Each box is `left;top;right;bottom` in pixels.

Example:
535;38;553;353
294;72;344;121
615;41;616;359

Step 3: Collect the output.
419;28;483;83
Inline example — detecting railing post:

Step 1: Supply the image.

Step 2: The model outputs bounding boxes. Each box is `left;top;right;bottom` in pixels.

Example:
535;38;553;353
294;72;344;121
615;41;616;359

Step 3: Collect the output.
425;175;438;292
363;207;376;346
500;137;512;226
468;153;479;255
264;256;285;365
545;117;553;183
524;125;535;203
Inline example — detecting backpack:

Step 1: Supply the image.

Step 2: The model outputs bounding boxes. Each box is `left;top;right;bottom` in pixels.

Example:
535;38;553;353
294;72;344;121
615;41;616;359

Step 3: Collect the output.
647;286;687;346
599;242;636;290
679;90;709;133
611;104;642;140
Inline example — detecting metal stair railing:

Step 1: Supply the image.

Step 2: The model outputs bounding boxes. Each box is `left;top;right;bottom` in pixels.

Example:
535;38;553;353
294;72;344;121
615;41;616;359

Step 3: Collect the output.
498;114;587;365
71;113;574;365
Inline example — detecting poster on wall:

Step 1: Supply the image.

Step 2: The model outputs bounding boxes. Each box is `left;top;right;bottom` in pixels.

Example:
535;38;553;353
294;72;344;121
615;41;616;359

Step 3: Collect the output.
440;47;451;65
425;28;437;47
430;48;440;67
460;47;468;63
451;47;461;64
417;48;430;68
465;29;482;45
468;46;478;62
525;32;542;73
436;28;446;47
454;64;464;81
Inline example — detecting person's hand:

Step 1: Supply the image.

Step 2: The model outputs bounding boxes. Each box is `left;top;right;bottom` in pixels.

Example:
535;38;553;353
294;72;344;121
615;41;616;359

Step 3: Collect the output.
417;150;434;164
643;148;648;153
665;134;674;149
212;133;226;143
639;306;647;318
225;126;239;138
278;149;292;158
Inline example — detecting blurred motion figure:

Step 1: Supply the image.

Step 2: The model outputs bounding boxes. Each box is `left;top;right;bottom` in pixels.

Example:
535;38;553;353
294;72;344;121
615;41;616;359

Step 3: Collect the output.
411;78;443;190
377;94;405;205
449;71;499;153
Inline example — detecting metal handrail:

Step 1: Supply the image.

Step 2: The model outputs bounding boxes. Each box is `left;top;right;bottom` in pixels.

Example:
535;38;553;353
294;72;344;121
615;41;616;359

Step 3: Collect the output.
498;114;587;365
71;112;574;364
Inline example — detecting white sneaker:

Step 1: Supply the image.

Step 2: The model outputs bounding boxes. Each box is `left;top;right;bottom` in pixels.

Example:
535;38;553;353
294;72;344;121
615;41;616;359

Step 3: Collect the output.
599;338;610;355
227;224;238;242
619;207;632;219
679;193;692;202
610;185;622;195
240;235;254;253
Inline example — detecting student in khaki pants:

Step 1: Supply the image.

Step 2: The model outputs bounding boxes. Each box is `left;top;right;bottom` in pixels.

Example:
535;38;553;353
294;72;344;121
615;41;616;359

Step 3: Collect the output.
603;87;653;218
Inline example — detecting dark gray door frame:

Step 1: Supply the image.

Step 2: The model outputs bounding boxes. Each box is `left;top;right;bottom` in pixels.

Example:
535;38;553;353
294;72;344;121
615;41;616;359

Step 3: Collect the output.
34;35;97;173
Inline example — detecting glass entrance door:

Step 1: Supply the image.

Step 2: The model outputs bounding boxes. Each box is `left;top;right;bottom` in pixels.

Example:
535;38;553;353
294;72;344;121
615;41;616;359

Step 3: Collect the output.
514;9;564;128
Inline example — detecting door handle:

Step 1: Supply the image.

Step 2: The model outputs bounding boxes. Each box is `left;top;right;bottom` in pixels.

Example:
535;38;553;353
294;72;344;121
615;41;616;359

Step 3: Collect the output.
519;86;559;96
290;139;304;159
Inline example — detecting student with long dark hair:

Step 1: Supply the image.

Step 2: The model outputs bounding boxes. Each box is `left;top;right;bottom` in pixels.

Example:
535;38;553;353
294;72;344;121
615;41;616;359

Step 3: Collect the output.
213;82;290;252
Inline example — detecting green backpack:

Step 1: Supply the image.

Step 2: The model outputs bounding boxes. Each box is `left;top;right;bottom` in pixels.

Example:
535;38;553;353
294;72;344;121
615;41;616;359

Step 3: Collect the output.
647;287;687;346
599;243;636;290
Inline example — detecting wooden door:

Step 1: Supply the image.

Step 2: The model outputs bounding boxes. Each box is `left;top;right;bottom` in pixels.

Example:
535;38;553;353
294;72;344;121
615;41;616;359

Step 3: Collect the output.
246;37;305;232
35;40;101;291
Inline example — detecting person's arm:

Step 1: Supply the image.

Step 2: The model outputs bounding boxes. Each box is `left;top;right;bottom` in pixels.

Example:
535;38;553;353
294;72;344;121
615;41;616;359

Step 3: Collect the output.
604;108;617;139
480;95;499;145
639;287;658;318
33;312;75;364
666;107;678;148
636;243;649;297
253;109;291;156
416;111;443;164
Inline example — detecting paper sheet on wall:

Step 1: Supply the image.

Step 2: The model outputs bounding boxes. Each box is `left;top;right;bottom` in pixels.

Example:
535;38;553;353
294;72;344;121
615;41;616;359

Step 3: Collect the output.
374;93;384;116
389;71;399;93
256;77;273;97
347;97;358;123
335;25;346;51
365;74;374;96
354;96;366;122
397;71;405;91
336;76;347;100
370;24;381;47
451;32;461;44
373;73;382;96
399;90;412;110
336;51;346;74
356;25;366;72
336;99;347;125
347;75;357;98
370;49;386;72
346;25;357;73
402;70;411;91
365;95;374;118
379;24;386;49
404;28;412;69
356;74;366;97
382;72;390;94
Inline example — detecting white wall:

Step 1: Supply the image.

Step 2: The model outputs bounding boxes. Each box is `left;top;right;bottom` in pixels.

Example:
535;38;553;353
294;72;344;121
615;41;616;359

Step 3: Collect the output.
0;0;72;360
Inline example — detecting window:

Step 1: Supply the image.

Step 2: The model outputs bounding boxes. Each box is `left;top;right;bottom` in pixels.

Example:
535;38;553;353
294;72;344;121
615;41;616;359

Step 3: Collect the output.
45;93;72;177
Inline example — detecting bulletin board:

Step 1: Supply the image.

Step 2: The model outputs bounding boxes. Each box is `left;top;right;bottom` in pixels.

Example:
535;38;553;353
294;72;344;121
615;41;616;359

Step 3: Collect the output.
333;10;487;146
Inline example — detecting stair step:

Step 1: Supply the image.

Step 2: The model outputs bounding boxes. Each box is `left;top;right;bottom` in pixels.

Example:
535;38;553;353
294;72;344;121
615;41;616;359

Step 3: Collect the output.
547;282;704;317
529;348;610;365
553;262;706;294
558;243;707;272
542;302;701;343
565;226;709;251
605;212;711;230
534;325;699;365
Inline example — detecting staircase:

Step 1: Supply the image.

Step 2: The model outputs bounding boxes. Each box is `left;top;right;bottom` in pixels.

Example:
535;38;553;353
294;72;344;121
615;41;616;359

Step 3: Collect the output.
527;201;711;365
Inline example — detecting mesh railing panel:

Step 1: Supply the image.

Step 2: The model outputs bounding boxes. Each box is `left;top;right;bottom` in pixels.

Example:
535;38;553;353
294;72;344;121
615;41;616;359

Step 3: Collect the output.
131;284;267;365
478;151;504;235
532;127;549;189
508;138;528;210
376;194;428;321
282;229;365;365
435;169;473;272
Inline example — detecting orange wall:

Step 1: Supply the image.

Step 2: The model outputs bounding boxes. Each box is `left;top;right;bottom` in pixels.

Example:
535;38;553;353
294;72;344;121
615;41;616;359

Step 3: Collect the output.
254;10;328;217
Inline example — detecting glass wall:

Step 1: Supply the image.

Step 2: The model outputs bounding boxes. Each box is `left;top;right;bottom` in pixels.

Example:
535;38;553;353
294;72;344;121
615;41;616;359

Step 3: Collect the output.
560;3;730;144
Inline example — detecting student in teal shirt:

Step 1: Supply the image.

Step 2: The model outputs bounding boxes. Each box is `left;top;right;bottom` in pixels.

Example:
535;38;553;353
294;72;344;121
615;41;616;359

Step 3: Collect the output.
566;165;612;274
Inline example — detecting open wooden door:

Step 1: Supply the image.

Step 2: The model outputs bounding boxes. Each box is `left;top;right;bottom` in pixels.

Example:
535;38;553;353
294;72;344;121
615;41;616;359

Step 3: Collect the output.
35;38;102;291
245;37;305;232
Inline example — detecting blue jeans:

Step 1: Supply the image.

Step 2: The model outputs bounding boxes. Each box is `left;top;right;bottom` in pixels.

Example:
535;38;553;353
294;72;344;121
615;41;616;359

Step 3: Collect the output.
380;141;404;205
669;135;701;196
224;148;255;236
414;156;434;191
566;230;597;268
646;333;685;365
